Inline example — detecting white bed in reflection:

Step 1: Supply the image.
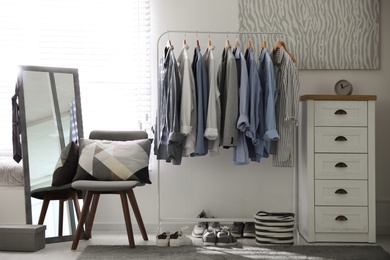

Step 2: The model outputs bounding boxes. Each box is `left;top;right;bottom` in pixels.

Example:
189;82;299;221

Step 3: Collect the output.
0;156;25;224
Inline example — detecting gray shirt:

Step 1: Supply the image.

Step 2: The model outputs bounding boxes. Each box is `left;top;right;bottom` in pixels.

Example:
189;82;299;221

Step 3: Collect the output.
155;45;185;165
217;45;238;147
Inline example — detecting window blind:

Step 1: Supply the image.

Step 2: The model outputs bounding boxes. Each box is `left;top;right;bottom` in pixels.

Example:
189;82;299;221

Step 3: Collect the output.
0;0;151;156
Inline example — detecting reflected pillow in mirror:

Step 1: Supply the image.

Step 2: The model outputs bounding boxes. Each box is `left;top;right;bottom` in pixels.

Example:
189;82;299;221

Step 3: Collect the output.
51;141;79;186
73;138;151;184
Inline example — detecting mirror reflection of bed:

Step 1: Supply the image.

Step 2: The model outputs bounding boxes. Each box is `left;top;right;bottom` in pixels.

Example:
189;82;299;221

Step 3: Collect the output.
17;66;83;242
0;157;25;224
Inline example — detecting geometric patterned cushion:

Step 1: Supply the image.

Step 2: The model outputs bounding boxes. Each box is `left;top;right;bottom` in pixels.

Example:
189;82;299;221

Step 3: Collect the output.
72;138;151;184
51;141;79;187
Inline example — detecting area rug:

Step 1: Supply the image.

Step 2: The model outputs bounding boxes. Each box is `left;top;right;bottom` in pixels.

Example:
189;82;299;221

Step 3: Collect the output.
77;245;390;260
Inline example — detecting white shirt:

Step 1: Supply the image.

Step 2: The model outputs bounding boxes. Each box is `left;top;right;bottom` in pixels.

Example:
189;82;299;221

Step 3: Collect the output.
203;45;221;156
177;44;197;156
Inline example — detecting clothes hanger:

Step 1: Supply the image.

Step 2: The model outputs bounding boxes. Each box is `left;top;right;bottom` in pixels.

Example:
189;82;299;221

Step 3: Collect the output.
166;32;172;48
207;33;212;47
280;36;297;63
196;32;200;47
247;38;253;49
165;33;172;56
262;36;267;49
273;36;282;52
232;34;238;48
233;35;239;54
225;33;230;48
166;39;172;48
183;31;187;46
234;38;239;49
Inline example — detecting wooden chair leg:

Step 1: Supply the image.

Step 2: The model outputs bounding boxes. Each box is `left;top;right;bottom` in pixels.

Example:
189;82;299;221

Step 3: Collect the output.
127;189;148;241
38;196;50;225
71;190;85;235
59;200;64;236
71;191;82;220
71;191;93;250
85;193;100;240
120;191;135;248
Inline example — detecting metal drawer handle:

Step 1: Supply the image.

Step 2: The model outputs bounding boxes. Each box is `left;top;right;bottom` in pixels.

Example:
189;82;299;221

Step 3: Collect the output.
334;109;347;115
335;162;348;168
335;188;348;194
335;136;348;141
335;215;348;221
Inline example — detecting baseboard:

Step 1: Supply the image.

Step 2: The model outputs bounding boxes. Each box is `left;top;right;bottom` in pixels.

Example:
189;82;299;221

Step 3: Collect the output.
377;224;390;235
377;198;390;235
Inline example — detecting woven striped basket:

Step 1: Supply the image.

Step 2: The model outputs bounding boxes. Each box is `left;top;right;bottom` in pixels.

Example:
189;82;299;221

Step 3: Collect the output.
254;211;295;245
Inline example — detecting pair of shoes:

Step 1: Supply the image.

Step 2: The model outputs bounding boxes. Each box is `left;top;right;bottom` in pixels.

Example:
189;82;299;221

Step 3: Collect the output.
202;226;238;246
230;222;245;238
192;210;208;238
157;226;193;247
243;222;256;238
230;222;255;238
201;219;225;246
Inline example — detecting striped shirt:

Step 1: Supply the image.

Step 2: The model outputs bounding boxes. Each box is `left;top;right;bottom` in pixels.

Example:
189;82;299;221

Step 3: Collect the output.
271;46;300;167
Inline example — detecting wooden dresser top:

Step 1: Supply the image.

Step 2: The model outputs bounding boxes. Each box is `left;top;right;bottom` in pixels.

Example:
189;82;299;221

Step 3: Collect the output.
300;95;377;101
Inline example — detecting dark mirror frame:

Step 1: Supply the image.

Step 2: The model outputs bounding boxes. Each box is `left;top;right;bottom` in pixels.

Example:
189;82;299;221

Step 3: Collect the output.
18;65;83;243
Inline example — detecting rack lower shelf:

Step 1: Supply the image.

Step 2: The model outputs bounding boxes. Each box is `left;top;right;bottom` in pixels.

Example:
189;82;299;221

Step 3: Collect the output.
159;217;254;224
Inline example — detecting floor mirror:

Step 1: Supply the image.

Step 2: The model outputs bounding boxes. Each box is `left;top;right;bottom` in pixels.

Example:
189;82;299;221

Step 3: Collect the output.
17;65;83;243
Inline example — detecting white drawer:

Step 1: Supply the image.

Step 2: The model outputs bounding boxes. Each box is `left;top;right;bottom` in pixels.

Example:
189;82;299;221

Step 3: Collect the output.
315;154;367;180
315;127;367;153
314;101;367;127
315;180;367;206
315;206;368;233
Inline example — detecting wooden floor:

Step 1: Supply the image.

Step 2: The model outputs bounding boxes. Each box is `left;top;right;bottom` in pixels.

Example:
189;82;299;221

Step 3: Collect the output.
1;231;389;260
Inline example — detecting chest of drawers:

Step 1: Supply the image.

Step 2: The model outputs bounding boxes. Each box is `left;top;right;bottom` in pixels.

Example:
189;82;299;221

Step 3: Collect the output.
298;95;376;243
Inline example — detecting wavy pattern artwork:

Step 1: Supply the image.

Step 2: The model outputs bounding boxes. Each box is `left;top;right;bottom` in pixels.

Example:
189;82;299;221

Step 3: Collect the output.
238;0;380;70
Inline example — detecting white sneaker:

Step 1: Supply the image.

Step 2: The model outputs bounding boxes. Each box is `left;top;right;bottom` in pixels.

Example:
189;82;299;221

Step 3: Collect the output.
156;231;170;247
169;226;193;247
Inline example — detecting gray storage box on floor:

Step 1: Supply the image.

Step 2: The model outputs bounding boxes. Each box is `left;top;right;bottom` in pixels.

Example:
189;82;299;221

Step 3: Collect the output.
0;224;46;252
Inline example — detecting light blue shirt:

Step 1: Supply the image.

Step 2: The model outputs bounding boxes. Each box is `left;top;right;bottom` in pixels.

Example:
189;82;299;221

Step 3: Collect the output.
258;48;279;158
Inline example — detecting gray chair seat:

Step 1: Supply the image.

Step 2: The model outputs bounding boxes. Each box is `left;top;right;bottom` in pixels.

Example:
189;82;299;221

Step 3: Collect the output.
72;180;144;192
32;183;81;200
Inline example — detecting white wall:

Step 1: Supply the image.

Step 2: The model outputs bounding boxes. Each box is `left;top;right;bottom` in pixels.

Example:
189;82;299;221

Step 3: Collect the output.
94;0;390;234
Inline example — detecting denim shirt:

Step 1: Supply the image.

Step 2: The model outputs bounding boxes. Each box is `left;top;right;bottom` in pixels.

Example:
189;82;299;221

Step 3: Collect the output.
233;46;250;165
191;46;208;156
245;47;263;162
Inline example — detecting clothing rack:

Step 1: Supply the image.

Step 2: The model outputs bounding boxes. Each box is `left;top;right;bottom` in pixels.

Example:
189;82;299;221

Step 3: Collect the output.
155;30;297;235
